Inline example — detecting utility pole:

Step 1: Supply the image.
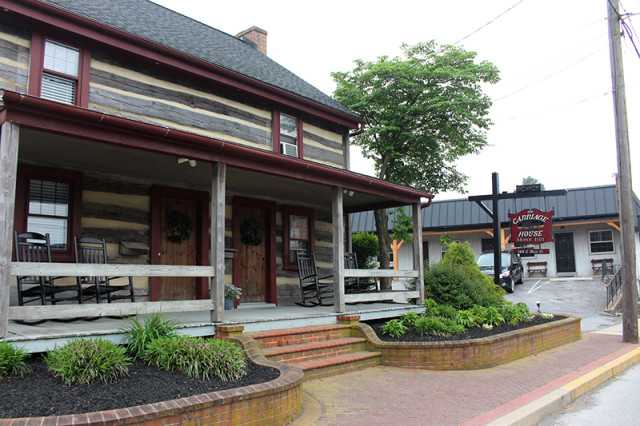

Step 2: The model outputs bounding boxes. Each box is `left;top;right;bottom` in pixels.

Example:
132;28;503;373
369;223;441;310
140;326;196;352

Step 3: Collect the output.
607;0;638;343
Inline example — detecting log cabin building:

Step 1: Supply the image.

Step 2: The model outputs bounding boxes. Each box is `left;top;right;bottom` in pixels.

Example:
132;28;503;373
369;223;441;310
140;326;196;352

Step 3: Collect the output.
0;0;432;337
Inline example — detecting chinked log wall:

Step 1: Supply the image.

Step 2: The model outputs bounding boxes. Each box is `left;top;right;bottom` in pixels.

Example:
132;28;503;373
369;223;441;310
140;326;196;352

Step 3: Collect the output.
88;52;346;168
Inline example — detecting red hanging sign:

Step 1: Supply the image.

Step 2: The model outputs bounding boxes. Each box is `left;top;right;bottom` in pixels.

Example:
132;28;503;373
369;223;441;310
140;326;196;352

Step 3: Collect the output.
508;209;554;244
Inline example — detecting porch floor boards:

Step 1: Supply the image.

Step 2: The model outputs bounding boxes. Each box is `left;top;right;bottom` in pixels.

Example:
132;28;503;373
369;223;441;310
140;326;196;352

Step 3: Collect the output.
5;302;422;353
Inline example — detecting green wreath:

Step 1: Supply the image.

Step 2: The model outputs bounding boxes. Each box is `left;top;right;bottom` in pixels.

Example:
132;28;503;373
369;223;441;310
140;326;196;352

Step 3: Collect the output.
240;218;264;246
166;210;193;243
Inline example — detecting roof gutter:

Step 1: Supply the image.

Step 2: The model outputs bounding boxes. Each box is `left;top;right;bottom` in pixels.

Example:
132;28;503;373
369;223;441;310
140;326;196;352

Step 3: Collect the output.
1;91;432;206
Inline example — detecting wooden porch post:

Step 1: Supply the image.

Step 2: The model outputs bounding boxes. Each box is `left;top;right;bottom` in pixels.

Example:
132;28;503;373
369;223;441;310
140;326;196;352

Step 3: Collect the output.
332;187;345;312
0;122;19;338
211;163;226;322
412;203;425;304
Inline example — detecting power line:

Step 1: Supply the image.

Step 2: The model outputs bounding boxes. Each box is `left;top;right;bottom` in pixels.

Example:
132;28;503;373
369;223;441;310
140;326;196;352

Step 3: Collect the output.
454;0;526;45
492;46;607;102
496;91;611;122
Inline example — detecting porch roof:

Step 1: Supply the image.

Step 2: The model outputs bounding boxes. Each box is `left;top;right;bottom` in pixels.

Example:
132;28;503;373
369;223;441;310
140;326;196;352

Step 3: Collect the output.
1;90;433;212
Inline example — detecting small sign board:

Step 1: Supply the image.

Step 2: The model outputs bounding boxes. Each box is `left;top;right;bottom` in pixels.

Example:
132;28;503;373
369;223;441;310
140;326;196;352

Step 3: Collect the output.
508;208;555;244
513;248;550;255
516;184;542;193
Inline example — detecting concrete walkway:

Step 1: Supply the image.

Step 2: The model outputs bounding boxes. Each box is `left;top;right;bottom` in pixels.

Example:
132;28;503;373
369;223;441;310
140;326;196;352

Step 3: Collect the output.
290;323;640;425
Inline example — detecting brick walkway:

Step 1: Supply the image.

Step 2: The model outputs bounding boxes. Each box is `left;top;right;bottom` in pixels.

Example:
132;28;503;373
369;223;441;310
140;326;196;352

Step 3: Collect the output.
291;332;640;425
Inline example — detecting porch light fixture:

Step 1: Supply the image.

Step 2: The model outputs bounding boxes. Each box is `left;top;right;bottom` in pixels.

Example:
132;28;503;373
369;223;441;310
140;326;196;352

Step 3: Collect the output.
342;189;355;197
177;157;197;167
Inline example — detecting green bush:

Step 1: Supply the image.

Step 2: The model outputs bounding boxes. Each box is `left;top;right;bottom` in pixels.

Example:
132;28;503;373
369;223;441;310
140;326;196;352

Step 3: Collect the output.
144;336;247;381
120;312;179;359
381;319;408;337
481;306;505;327
45;339;130;385
455;309;478;328
400;311;421;326
0;341;30;378
415;316;464;336
352;232;379;269
424;242;506;309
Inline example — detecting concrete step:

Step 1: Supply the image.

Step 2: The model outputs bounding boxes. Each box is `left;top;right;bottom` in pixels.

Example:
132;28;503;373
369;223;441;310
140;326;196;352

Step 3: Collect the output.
247;324;351;349
261;337;367;363
294;351;381;382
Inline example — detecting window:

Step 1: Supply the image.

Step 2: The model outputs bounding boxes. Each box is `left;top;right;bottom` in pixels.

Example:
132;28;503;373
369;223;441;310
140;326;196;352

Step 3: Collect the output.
14;166;83;262
28;33;89;107
41;40;80;104
589;230;614;253
274;111;303;158
283;206;315;270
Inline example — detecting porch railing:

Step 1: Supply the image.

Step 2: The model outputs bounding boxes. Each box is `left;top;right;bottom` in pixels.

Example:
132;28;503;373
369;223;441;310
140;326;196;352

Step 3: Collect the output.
342;269;420;303
8;262;216;321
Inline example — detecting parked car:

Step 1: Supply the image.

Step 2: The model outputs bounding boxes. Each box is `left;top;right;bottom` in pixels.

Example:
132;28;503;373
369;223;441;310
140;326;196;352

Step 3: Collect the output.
476;250;524;293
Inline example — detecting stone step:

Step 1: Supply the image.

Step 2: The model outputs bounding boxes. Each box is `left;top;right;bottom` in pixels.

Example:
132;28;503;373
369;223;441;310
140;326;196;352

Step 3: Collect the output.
261;337;367;363
247;324;351;349
294;351;382;382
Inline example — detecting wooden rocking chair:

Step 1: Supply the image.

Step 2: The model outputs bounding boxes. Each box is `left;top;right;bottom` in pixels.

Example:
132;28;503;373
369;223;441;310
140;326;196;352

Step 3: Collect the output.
295;250;333;307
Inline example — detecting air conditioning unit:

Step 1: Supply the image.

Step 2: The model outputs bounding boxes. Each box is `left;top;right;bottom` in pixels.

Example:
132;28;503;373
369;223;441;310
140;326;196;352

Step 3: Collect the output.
281;142;298;157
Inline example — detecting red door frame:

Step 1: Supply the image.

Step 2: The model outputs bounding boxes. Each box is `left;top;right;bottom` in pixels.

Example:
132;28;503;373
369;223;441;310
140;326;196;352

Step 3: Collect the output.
233;196;277;304
150;186;210;301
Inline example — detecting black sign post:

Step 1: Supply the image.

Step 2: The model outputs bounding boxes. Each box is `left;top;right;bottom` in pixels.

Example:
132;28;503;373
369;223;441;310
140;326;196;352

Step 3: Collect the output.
468;173;568;286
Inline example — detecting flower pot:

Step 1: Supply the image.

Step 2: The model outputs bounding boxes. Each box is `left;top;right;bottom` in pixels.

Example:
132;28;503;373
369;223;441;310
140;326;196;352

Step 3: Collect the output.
224;298;235;310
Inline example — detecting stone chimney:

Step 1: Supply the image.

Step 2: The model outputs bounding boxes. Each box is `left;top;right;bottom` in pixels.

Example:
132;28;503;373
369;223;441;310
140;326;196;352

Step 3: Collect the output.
236;26;268;55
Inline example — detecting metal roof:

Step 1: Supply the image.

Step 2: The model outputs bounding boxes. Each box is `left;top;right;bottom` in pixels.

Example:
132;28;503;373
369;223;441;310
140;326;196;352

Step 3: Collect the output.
351;185;640;233
37;0;359;119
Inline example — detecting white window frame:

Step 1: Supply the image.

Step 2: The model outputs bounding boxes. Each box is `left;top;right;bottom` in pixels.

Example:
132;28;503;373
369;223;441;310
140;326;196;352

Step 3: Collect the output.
589;229;615;254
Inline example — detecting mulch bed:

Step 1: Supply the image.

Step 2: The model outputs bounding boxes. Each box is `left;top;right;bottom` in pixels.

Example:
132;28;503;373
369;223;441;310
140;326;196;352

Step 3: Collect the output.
364;315;562;343
0;356;280;419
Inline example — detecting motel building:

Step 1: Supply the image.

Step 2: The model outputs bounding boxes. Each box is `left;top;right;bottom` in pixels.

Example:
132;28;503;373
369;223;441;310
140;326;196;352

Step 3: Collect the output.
352;184;640;280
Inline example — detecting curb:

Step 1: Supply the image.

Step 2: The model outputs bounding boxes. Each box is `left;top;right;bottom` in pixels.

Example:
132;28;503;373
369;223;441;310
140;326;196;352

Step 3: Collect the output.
488;346;640;425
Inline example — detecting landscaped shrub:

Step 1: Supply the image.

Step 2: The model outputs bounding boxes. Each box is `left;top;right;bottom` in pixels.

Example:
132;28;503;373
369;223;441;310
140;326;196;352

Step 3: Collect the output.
120;312;179;359
45;338;130;385
0;341;29;378
144;336;247;381
414;316;464;336
455;309;478;328
381;319;408;337
500;302;532;325
352;232;379;269
425;242;506;309
400;311;421;326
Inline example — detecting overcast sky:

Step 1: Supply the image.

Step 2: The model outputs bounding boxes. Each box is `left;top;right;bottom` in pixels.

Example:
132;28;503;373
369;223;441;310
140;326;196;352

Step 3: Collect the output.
152;0;639;200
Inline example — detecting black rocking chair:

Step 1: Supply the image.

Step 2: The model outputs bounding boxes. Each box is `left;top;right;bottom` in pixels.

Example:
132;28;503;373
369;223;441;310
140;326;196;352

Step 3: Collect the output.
74;237;135;303
295;250;333;307
14;231;81;306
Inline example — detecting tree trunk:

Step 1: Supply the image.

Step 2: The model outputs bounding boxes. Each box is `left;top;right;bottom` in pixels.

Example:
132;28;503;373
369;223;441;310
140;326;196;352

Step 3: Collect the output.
374;208;392;291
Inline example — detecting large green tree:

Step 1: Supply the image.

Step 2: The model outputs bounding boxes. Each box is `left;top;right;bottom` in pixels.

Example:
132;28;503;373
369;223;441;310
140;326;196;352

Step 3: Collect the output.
332;41;499;289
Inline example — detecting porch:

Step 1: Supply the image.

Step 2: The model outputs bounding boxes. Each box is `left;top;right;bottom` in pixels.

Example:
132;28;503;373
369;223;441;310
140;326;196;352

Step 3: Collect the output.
4;301;423;353
1;92;432;340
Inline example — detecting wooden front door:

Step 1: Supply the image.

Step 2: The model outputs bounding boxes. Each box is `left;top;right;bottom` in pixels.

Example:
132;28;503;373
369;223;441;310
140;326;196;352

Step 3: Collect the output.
233;197;276;304
150;187;209;301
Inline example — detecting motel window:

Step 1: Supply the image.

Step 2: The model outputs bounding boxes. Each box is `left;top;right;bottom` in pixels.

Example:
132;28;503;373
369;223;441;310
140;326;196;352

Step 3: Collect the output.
283;206;315;270
29;34;89;107
15;166;83;262
274;111;302;158
589;230;614;253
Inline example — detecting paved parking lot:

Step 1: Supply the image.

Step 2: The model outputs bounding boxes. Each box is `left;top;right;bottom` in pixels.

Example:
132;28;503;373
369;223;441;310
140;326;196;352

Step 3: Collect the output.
504;277;621;332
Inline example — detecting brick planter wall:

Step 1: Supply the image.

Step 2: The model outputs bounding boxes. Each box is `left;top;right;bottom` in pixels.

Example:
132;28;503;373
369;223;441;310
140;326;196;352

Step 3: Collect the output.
3;330;304;425
354;315;581;370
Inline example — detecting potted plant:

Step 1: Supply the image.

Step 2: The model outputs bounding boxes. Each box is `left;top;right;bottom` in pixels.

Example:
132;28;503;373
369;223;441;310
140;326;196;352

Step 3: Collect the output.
224;284;242;310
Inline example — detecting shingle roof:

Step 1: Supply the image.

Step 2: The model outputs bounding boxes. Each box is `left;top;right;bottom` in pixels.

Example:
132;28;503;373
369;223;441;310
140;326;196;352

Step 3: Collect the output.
351;185;640;232
37;0;359;119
